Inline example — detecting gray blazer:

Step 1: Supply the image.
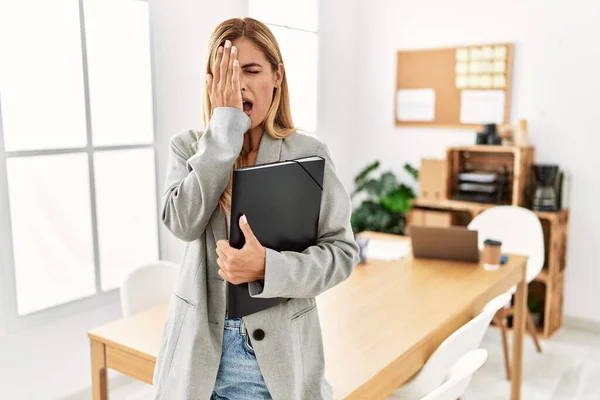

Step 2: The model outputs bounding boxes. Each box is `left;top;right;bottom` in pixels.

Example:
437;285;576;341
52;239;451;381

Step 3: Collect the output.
152;107;360;400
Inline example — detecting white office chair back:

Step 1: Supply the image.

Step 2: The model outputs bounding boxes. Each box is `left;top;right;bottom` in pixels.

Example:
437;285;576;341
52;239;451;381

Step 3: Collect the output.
420;349;488;400
390;293;510;399
120;261;180;317
468;206;545;284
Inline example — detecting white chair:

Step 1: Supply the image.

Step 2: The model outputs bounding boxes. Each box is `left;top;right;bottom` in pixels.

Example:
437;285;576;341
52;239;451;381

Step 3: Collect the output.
468;205;545;379
389;293;511;400
420;349;488;400
120;260;180;317
468;206;545;286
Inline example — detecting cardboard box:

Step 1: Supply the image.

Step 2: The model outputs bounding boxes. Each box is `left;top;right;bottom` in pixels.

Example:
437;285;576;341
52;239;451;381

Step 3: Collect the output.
423;210;453;227
420;159;447;200
407;209;453;235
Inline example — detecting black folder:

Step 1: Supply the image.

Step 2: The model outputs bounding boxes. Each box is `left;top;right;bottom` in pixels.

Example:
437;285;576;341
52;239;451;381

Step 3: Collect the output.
227;155;325;318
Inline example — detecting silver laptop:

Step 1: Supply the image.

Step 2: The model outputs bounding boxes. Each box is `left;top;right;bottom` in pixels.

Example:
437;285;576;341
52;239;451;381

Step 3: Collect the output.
410;225;480;263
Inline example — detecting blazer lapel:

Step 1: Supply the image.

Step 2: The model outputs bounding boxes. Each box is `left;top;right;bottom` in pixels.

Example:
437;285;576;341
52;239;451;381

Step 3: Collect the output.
210;131;283;242
255;130;283;166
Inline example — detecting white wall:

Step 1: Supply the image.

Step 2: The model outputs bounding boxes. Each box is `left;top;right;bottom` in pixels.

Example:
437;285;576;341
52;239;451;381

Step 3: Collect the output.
0;301;124;400
353;0;600;322
0;1;247;399
317;0;361;190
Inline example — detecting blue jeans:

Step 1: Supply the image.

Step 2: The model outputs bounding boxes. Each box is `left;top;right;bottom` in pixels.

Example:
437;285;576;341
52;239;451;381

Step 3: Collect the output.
211;316;272;400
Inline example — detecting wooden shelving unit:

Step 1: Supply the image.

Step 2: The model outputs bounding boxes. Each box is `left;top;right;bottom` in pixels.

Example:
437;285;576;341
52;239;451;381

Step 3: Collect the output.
446;146;535;206
409;146;569;339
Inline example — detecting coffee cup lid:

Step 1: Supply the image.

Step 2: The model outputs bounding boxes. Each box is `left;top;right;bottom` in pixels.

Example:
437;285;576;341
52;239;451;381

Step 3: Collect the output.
484;239;502;246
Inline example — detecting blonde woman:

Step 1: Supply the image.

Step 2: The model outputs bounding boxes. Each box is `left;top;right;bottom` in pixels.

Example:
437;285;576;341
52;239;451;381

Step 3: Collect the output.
153;17;359;400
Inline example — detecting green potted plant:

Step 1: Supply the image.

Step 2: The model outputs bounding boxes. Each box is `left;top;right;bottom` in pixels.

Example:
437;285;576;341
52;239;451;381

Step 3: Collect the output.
350;160;419;235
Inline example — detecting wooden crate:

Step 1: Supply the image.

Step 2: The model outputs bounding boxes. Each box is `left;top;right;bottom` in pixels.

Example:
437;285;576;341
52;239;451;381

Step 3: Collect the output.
537;210;569;338
545;270;565;338
446;146;534;206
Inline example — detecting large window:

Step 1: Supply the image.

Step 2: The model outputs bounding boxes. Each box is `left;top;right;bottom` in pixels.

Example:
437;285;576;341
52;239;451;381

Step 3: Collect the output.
0;0;159;324
249;0;318;134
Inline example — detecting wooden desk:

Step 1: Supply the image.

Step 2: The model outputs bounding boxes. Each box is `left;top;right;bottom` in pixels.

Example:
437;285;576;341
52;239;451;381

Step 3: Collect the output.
88;232;527;400
88;305;166;400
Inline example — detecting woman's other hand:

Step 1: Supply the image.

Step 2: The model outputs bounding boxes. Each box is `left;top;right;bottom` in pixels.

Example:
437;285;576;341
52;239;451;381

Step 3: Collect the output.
216;215;266;285
206;39;243;111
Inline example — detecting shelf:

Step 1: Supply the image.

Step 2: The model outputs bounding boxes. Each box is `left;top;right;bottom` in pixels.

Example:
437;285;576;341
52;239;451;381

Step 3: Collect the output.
412;198;494;213
450;145;534;154
533;268;565;283
533;269;565;284
535;209;569;222
412;198;569;221
534;270;548;283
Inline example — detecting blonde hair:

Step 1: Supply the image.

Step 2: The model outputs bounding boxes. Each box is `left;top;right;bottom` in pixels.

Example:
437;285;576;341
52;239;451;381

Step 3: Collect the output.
201;17;296;218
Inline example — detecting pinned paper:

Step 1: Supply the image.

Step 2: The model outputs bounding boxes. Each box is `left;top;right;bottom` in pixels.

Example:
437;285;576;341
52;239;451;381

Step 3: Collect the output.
493;61;506;73
479;61;492;74
460;90;505;124
481;46;494;60
479;74;492;88
494;45;507;60
493;75;507;88
396;89;436;122
456;76;468;89
469;48;482;60
469;62;481;74
468;75;480;88
456;62;468;74
456;49;469;62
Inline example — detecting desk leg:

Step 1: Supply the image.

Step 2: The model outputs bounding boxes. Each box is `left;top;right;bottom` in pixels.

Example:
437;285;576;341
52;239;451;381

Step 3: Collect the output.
511;267;527;400
90;339;108;400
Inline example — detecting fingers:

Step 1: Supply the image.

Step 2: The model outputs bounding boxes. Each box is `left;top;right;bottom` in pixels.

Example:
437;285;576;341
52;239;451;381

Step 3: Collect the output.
205;73;212;94
232;57;240;93
218;268;227;281
209;39;242;110
239;215;257;245
217;258;233;282
218;267;244;285
216;239;237;258
219;40;232;89
213;46;223;84
216;246;228;262
217;259;238;284
217;260;233;283
227;45;237;91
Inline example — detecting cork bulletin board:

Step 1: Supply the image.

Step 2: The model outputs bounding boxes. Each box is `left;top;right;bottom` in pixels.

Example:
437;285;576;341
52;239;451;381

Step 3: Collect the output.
394;43;513;129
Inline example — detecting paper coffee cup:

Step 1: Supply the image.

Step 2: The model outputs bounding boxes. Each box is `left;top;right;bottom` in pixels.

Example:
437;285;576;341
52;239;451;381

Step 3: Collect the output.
482;239;502;271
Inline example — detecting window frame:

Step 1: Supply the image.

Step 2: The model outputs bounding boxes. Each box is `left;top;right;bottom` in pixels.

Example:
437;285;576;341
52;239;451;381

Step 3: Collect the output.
0;0;161;334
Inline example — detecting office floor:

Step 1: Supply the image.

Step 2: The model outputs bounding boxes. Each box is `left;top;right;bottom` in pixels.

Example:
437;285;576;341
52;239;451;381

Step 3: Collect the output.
102;326;600;400
464;326;600;400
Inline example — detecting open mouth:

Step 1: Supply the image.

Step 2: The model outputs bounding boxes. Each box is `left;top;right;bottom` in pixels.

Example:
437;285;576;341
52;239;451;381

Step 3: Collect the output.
243;101;253;116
